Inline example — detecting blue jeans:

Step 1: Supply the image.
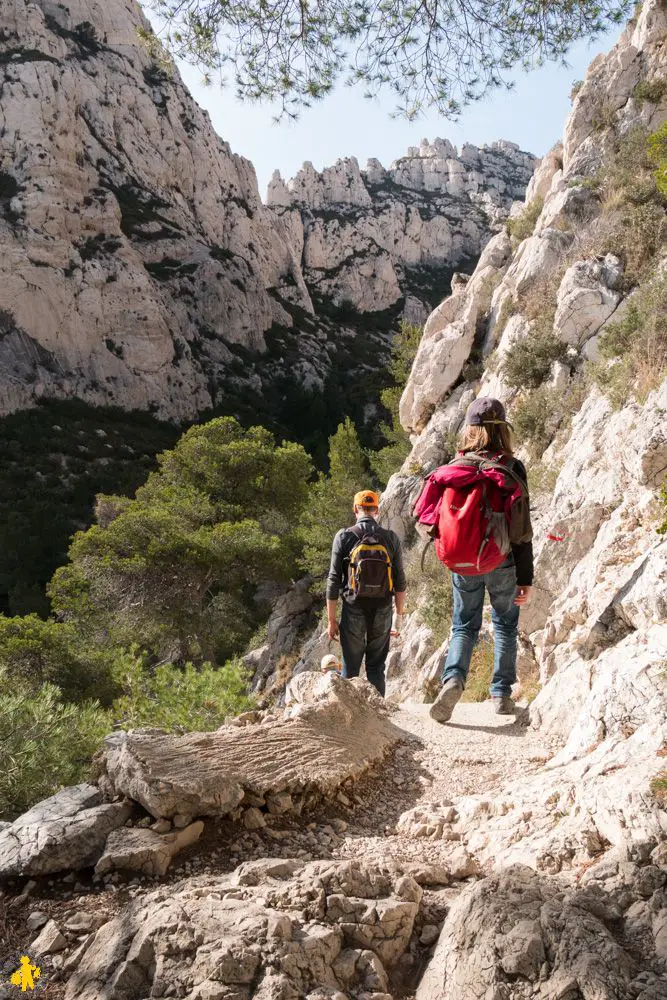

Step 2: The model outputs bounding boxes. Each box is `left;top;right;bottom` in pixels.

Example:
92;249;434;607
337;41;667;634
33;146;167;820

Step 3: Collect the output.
340;601;393;697
441;560;519;697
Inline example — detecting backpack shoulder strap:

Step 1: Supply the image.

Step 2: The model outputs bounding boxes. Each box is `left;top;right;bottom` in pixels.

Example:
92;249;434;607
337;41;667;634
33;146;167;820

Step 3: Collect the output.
461;452;528;497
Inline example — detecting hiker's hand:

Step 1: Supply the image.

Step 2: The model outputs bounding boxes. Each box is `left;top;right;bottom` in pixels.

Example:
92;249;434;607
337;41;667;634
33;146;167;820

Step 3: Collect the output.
391;612;405;637
327;619;340;641
514;586;532;606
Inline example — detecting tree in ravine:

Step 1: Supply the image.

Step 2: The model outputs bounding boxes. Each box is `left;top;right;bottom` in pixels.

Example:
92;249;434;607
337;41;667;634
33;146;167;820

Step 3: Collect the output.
369;321;422;487
299;417;370;579
49;417;312;665
146;0;630;120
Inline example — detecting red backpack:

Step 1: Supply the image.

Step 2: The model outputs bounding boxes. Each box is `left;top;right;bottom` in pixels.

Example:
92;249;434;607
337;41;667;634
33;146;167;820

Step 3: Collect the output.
413;452;530;576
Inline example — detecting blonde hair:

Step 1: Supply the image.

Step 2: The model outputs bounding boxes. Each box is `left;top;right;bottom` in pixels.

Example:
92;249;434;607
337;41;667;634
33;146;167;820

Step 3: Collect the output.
458;423;514;455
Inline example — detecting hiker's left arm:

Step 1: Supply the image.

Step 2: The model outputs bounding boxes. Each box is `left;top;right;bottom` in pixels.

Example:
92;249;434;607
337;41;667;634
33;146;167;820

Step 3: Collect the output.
326;531;345;637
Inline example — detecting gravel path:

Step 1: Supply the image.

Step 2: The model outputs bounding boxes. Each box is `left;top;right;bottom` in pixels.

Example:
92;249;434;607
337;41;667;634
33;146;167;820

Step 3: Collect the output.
333;698;557;872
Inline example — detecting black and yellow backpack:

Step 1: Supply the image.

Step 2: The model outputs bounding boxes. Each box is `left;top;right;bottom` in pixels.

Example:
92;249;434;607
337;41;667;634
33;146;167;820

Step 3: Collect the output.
347;523;393;599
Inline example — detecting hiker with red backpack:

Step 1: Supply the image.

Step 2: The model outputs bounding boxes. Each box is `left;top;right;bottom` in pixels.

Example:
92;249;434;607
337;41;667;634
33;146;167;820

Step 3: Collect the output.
327;490;407;697
413;397;533;722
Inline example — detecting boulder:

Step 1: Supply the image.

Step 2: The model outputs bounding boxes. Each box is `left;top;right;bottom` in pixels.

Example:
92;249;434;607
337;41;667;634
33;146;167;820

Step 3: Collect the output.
553;255;623;346
94;821;205;876
417;865;667;1000
0;784;132;881
100;673;403;819
31;919;67;956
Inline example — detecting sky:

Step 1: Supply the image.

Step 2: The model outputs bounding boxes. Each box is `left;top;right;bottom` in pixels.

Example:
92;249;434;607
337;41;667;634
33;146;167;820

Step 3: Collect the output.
173;25;623;200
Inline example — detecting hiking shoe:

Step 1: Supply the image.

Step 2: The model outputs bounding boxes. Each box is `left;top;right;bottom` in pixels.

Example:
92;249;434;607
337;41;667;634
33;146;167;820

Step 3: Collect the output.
429;679;463;724
493;695;515;715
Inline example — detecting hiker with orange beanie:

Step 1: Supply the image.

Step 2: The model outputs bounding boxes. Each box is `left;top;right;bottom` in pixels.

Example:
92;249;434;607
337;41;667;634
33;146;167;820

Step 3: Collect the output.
326;490;406;696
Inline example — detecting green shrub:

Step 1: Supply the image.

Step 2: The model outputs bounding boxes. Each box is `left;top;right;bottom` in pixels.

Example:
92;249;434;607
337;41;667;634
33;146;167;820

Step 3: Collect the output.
419;578;453;647
506;197;544;242
0;615;118;706
569;80;584;101
634;79;667;106
591;101;617;132
590;271;667;407
658;482;667;536
299;417;371;579
529;459;563;496
368;322;422;487
500;331;568;391
112;650;254;732
648;122;667;198
512;386;562;458
0;673;109;819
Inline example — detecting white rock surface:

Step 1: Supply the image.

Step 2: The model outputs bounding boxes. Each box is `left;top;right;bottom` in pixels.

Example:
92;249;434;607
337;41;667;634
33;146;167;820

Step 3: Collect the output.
100;673;402;819
0;783;131;880
0;0;534;422
64;860;422;1000
553;254;623;346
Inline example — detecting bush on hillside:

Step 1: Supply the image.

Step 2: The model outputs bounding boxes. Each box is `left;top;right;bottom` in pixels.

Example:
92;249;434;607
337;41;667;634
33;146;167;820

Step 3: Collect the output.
590;271;667;407
634;78;667;107
501;331;569;391
512;386;562;458
112;650;254;732
506;198;543;242
49;417;312;665
0;615;118;706
0;673;109;820
299;417;371;579
568;126;667;286
0;401;179;616
648;122;667;198
658;482;667;536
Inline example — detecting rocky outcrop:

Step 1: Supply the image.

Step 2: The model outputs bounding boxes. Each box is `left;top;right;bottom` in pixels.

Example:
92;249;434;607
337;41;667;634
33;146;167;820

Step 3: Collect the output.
0;0;313;421
268;141;535;322
417;864;667;1000
0;0;533;426
64;858;422;1000
379;0;667;863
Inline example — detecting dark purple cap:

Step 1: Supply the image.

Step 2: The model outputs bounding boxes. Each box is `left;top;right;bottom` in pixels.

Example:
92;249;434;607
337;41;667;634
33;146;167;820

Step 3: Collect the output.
465;397;507;426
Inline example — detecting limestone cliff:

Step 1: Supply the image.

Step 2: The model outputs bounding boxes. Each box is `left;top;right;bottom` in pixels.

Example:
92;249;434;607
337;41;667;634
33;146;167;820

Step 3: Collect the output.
0;0;311;421
0;0;533;425
267;140;535;323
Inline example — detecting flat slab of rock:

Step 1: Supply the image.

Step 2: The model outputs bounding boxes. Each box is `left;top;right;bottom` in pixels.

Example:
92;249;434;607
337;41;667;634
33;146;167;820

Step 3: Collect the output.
94;821;204;877
101;674;403;819
0;784;132;881
65;859;421;1000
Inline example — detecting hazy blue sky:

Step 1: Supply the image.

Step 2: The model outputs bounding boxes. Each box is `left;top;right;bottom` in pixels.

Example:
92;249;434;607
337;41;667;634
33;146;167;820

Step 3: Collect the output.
173;25;622;199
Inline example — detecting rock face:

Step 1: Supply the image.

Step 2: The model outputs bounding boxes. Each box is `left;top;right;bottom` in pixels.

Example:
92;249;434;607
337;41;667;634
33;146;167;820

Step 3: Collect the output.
0;783;131;880
64;859;422;1000
0;0;534;425
0;0;312;421
268;140;535;321
417;864;667;1000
